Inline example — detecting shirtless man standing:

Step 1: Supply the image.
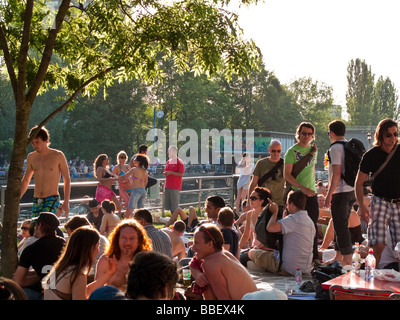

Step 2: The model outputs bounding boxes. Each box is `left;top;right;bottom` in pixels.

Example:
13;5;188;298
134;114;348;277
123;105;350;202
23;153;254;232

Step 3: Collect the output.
191;224;257;300
20;126;70;217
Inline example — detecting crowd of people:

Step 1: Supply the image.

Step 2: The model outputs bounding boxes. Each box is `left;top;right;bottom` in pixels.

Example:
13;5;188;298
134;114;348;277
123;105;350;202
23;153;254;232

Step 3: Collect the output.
2;118;399;301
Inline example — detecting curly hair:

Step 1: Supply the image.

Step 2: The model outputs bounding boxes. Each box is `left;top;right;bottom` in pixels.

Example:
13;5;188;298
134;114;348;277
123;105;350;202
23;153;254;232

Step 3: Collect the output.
93;154;108;178
105;219;152;260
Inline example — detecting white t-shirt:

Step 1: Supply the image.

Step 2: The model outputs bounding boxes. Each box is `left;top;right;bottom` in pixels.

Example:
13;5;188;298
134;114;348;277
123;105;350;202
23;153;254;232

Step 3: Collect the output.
328;141;354;194
279;210;315;275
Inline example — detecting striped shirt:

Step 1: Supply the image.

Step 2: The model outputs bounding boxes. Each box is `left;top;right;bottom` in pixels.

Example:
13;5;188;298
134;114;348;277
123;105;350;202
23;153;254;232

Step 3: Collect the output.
144;225;173;259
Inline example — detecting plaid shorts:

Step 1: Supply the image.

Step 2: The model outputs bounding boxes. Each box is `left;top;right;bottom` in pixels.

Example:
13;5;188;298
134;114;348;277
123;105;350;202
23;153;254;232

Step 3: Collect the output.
368;195;400;246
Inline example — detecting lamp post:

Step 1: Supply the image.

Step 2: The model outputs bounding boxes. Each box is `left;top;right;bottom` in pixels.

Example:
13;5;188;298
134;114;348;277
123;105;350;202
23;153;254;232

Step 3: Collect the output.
366;130;373;149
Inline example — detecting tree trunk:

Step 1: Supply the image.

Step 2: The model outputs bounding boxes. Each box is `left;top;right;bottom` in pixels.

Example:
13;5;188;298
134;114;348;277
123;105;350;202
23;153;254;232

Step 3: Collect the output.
1;100;31;278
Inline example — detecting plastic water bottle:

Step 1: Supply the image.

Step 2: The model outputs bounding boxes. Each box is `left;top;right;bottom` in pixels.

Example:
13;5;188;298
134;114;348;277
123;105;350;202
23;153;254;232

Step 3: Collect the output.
295;268;302;289
364;248;376;281
352;242;361;275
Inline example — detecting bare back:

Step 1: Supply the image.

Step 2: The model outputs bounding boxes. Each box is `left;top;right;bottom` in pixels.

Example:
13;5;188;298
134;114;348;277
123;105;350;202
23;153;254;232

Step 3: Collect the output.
202;250;257;300
163;229;186;260
131;167;148;188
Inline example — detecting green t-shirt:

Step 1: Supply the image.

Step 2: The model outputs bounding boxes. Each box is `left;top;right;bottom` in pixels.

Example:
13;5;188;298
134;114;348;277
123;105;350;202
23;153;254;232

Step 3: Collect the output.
253;157;285;205
284;144;317;192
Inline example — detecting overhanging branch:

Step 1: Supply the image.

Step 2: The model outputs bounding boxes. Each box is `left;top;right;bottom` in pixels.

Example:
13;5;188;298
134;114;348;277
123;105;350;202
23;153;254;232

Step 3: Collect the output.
33;66;116;140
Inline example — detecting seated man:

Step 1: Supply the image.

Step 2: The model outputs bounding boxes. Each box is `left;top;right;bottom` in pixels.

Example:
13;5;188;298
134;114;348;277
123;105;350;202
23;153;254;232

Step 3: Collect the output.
162;221;187;261
164;206;199;231
134;208;173;259
190;224;257;300
218;207;239;259
13;212;66;300
126;251;179;300
248;190;315;276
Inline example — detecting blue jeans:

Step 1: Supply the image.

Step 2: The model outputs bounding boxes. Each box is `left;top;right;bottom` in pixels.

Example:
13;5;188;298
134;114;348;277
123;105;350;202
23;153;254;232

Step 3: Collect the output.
128;188;146;209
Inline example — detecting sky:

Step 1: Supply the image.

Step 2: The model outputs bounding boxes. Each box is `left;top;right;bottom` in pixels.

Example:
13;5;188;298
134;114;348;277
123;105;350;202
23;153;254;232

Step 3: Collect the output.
232;0;400;108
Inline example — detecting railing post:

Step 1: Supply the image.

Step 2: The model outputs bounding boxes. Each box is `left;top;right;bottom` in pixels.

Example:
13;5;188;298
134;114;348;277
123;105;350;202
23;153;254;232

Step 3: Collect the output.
198;178;202;210
229;176;234;208
0;185;5;221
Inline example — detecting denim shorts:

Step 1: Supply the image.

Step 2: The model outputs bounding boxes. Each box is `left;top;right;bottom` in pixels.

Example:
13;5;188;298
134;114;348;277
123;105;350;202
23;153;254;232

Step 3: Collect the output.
128;188;147;209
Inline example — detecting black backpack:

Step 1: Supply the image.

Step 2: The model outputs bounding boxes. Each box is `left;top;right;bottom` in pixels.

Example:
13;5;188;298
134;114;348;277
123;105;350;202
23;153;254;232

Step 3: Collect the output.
328;138;366;187
254;205;283;270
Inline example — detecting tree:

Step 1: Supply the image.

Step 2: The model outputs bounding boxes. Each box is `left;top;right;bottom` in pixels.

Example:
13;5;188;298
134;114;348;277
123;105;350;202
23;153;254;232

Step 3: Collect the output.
346;58;375;126
288;77;338;166
373;76;398;124
0;0;262;277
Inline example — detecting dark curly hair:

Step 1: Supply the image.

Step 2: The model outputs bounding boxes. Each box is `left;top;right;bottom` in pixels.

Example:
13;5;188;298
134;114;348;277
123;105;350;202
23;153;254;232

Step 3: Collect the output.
126;251;179;300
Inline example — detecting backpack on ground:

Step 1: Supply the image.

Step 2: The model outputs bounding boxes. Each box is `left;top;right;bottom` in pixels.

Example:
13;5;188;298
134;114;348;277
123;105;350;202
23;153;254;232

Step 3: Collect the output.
328;138;366;187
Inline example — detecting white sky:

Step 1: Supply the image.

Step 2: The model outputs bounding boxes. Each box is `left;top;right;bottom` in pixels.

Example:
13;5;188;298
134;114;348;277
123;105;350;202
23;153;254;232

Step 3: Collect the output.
233;0;400;108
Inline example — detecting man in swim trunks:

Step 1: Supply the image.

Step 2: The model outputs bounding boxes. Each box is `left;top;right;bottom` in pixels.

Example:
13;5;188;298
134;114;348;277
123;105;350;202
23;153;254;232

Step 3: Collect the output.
20;126;71;217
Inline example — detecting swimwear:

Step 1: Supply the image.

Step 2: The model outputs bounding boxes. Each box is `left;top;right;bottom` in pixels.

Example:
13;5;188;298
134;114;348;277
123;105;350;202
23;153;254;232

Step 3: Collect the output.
118;165;132;192
32;195;60;217
96;184;116;204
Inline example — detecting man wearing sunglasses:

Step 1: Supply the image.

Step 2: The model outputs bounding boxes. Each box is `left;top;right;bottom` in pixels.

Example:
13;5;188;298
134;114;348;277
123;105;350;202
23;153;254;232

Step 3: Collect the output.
248;139;285;218
355;118;400;269
284;122;319;264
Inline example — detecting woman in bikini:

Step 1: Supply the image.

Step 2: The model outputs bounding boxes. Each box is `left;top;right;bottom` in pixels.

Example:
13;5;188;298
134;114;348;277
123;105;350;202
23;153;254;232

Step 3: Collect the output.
94;154;122;216
112;151;134;217
43;226;117;300
119;154;148;216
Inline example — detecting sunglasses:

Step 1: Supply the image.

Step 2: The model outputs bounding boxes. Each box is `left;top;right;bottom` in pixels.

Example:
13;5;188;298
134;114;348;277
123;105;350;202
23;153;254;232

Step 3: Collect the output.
249;196;260;201
119;156;126;159
270;149;281;153
21;226;29;231
301;132;313;137
199;226;216;244
385;132;398;138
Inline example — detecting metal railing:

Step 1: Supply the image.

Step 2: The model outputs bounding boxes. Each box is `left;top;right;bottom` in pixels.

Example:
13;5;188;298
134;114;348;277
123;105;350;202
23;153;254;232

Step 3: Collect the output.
0;175;236;221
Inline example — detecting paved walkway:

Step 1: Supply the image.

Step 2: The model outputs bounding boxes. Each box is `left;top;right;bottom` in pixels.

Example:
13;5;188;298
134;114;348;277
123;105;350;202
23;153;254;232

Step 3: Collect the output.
247;264;315;300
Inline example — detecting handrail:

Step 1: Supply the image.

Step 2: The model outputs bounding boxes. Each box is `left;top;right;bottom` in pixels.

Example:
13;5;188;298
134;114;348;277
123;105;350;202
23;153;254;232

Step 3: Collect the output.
0;174;236;221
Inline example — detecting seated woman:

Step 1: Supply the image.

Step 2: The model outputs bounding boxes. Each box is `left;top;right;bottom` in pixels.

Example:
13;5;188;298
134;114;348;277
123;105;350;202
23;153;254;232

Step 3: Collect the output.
43;226;117;300
238;186;273;267
99;200;120;238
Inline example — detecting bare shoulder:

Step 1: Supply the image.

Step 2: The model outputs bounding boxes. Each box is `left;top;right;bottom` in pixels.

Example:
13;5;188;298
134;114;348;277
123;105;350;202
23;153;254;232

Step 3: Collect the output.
50;148;67;160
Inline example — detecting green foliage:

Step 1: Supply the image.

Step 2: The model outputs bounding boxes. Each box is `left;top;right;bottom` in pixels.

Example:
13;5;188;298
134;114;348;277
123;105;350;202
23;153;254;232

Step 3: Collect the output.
346;58;398;126
288;77;339;164
373;76;398;123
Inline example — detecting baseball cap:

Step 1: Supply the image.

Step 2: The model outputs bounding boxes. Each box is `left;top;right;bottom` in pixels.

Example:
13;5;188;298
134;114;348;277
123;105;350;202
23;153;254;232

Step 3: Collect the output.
88;199;99;208
36;212;60;230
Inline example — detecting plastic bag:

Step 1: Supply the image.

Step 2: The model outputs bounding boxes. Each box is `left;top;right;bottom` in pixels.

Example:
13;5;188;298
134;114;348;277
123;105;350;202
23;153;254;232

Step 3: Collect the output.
374;269;400;282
